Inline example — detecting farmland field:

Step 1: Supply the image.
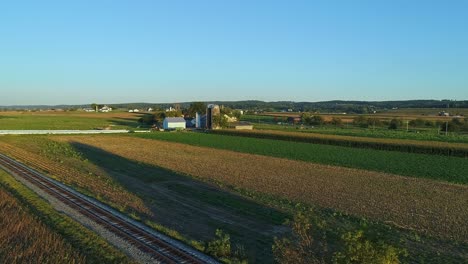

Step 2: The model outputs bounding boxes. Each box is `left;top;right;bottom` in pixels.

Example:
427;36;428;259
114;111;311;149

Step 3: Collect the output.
383;108;468;116
44;136;468;239
252;123;468;143
0;175;86;263
0;170;129;263
134;132;468;184
0;111;144;130
241;111;468;144
211;129;468;157
0;136;287;263
0;134;467;262
260;108;468;121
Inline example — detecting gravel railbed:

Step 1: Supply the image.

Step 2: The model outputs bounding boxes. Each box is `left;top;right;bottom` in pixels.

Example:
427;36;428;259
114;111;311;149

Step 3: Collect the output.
2;166;159;264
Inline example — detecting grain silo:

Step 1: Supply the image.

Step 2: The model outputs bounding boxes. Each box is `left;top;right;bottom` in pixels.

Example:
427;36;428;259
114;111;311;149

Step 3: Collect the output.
206;104;220;129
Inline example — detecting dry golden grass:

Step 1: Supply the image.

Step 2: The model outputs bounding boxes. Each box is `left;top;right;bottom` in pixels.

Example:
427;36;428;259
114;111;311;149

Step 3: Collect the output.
0;187;86;263
55;135;468;242
0;141;150;215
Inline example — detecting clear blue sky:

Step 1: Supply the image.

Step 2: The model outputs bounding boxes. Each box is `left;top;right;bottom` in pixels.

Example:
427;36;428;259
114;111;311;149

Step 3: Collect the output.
1;0;467;105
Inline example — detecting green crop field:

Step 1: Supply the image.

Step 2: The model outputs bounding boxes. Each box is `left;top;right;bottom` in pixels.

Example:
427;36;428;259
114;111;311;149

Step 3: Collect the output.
0;112;141;130
134;132;468;184
252;123;468;143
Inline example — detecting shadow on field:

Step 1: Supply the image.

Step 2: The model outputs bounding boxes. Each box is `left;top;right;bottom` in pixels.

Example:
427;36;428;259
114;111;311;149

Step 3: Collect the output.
69;141;288;263
107;118;140;128
108;113;153;128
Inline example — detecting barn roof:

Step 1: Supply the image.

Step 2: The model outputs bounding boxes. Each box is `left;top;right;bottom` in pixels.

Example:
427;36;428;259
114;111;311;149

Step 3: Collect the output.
164;117;186;123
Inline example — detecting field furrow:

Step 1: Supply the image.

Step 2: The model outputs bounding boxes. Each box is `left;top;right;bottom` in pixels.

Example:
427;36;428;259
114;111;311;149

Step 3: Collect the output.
54;135;468;242
0;141;150;215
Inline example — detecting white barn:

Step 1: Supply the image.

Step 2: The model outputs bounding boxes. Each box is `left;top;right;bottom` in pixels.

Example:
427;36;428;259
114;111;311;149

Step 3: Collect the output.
163;117;186;130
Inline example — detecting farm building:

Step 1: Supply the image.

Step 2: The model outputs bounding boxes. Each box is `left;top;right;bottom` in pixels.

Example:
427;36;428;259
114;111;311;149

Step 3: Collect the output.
287;116;301;124
99;105;112;112
229;122;253;130
163;117;186;130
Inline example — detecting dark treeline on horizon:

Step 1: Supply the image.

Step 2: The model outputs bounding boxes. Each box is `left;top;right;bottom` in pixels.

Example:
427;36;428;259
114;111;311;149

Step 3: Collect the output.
1;100;467;114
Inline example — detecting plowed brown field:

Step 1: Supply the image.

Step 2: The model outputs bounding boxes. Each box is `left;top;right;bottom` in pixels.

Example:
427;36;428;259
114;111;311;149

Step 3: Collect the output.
53;135;468;242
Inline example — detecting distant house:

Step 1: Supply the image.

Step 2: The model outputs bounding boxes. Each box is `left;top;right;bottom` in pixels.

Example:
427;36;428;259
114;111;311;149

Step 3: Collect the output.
99;105;112;112
224;114;237;123
287;117;301;124
129;109;140;113
163;117;186;130
229;122;253;130
83;108;95;112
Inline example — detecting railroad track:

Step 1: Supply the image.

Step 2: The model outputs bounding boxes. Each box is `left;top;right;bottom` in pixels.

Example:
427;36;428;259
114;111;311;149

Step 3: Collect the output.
0;153;219;264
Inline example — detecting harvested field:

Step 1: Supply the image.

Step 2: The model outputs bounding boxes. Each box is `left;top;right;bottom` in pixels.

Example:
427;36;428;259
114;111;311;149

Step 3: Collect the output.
135;132;468;184
0;136;287;263
54;135;468;242
0;141;150;216
0;183;86;263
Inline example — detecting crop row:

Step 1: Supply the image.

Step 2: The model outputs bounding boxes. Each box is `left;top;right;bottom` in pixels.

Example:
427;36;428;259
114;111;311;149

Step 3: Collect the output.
58;135;468;244
0;171;131;263
0;183;86;263
211;129;468;157
0;141;150;216
135;132;468;184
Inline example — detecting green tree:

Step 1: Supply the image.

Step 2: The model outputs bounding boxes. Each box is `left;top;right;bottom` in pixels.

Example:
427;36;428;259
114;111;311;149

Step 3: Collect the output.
311;115;325;125
187;102;207;117
138;114;156;125
165;110;183;118
220;106;233;115
301;113;313;125
408;118;425;127
388;119;402;130
212;115;229;128
353;116;369;128
333;231;404;264
273;212;325;264
149;111;182;125
232;110;242;120
206;229;231;258
441;118;467;132
330;117;343;126
302;113;324;126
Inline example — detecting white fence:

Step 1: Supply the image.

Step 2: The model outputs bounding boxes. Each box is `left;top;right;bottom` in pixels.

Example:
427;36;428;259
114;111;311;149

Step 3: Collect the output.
0;130;131;135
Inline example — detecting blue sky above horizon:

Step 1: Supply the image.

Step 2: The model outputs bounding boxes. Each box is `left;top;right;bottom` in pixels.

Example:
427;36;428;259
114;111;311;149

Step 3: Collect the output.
1;0;467;105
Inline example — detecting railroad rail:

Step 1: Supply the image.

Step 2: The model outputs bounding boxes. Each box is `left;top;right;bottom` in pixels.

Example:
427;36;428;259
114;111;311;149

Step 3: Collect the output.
0;153;219;264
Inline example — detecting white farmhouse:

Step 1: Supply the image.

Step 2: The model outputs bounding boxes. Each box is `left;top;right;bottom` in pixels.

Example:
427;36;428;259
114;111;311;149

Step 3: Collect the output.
163;117;186;130
99;105;112;112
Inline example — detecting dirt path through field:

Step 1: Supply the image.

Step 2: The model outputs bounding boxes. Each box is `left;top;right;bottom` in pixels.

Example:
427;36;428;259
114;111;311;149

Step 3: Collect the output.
55;135;468;242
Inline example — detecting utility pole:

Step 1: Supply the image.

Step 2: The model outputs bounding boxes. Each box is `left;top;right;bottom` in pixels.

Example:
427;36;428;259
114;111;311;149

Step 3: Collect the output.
445;121;449;136
406;120;409;132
